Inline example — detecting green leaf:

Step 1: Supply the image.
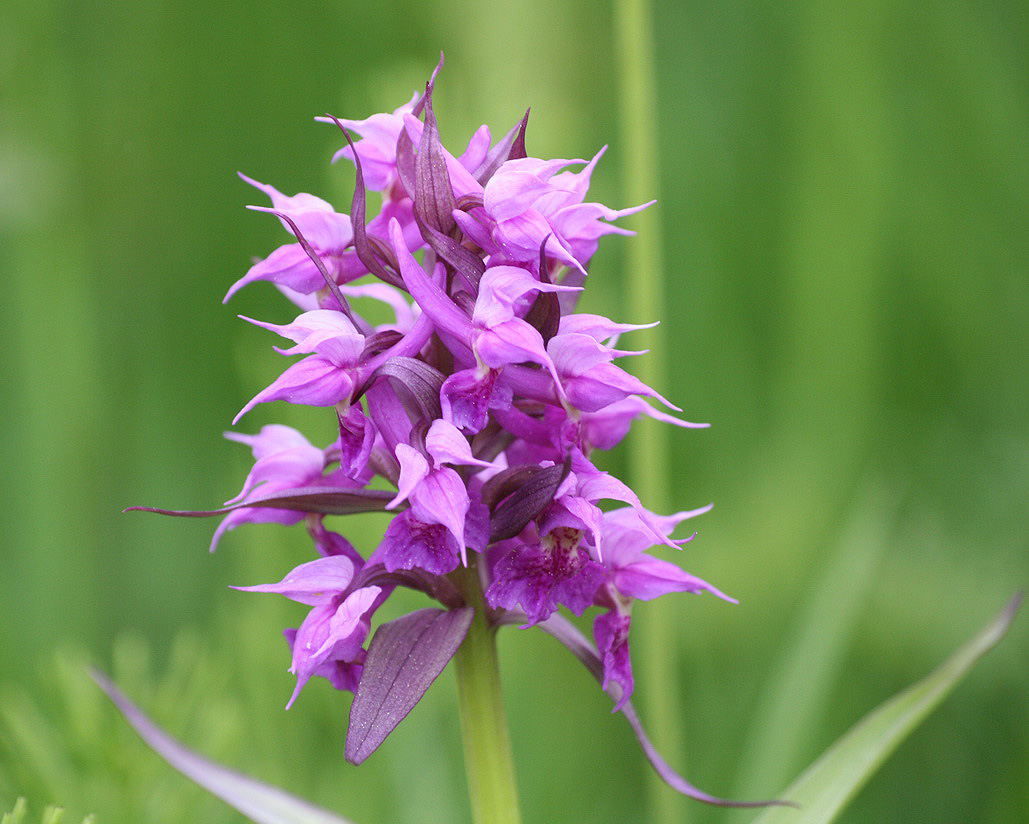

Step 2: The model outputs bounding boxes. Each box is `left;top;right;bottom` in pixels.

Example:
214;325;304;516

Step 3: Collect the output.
732;483;897;804
0;798;28;824
752;592;1023;824
91;671;355;824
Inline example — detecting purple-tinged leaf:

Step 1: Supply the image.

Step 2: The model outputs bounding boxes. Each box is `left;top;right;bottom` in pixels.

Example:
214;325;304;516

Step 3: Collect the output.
346;607;473;764
474;110;531;184
127;486;396;518
523;238;561;343
413;88;458;237
372;355;445;422
91;670;355;824
420;222;485;288
354;563;465;609
533;614;789;808
487;462;569;542
360;329;404;359
480;464;546;510
328;118;403;288
508;109;529;160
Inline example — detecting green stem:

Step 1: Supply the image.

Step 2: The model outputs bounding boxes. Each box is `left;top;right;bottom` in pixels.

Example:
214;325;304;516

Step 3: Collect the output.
614;1;687;823
454;559;522;824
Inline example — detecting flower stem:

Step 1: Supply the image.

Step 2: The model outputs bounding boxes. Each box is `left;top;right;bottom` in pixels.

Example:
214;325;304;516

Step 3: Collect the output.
454;559;522;824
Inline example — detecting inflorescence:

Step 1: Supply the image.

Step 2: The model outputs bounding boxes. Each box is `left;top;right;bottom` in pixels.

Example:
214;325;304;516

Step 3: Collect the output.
143;61;747;802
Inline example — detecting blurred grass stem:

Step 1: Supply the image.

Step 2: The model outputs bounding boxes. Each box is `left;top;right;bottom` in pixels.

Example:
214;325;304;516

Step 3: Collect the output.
614;1;684;823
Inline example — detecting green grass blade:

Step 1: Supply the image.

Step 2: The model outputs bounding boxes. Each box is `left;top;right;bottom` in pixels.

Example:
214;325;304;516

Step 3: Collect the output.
751;591;1023;824
1;798;28;824
613;0;685;820
0;801;95;824
731;482;897;807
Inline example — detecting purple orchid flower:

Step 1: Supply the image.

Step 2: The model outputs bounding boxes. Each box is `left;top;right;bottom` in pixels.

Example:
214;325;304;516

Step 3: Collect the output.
384;419;495;566
224;176;363;301
210;425;353;552
131;61;776;810
454;149;653;273
232;555;386;707
591;506;734;710
485;522;606;626
322;93;420;192
232;309;367;423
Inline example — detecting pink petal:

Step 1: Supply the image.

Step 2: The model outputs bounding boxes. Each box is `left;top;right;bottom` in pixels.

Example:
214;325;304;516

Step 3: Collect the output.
230;555;357;606
233;357;355;423
387;444;430;509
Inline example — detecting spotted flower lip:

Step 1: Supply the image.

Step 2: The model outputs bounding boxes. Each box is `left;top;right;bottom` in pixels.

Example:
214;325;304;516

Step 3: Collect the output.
135;61;761;808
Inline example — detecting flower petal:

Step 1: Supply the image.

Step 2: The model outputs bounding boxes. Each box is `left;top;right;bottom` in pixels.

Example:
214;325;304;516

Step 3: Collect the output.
230;555;357;606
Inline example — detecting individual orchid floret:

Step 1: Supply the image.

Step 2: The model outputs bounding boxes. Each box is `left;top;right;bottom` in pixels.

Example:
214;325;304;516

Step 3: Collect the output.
456;149;653;273
547;329;679;414
232;555;385;706
224;175;361;301
600;506;730;601
482;453;678;625
580;396;709;452
554;450;685;559
321;93;420;191
385;419;495;566
232;310;366;423
593;610;634;710
592;506;734;710
223;424;325;504
440;367;513;435
211;425;348;552
485;523;606;626
556;312;657;343
370;511;465;576
469;265;579;383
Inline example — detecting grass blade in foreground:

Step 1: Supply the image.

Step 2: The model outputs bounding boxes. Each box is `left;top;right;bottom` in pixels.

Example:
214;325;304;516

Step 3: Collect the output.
752;591;1023;824
731;484;896;805
91;671;354;824
2;798;96;824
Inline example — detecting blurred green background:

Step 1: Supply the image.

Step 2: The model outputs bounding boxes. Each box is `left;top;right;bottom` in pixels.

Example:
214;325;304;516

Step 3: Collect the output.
1;0;1026;822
